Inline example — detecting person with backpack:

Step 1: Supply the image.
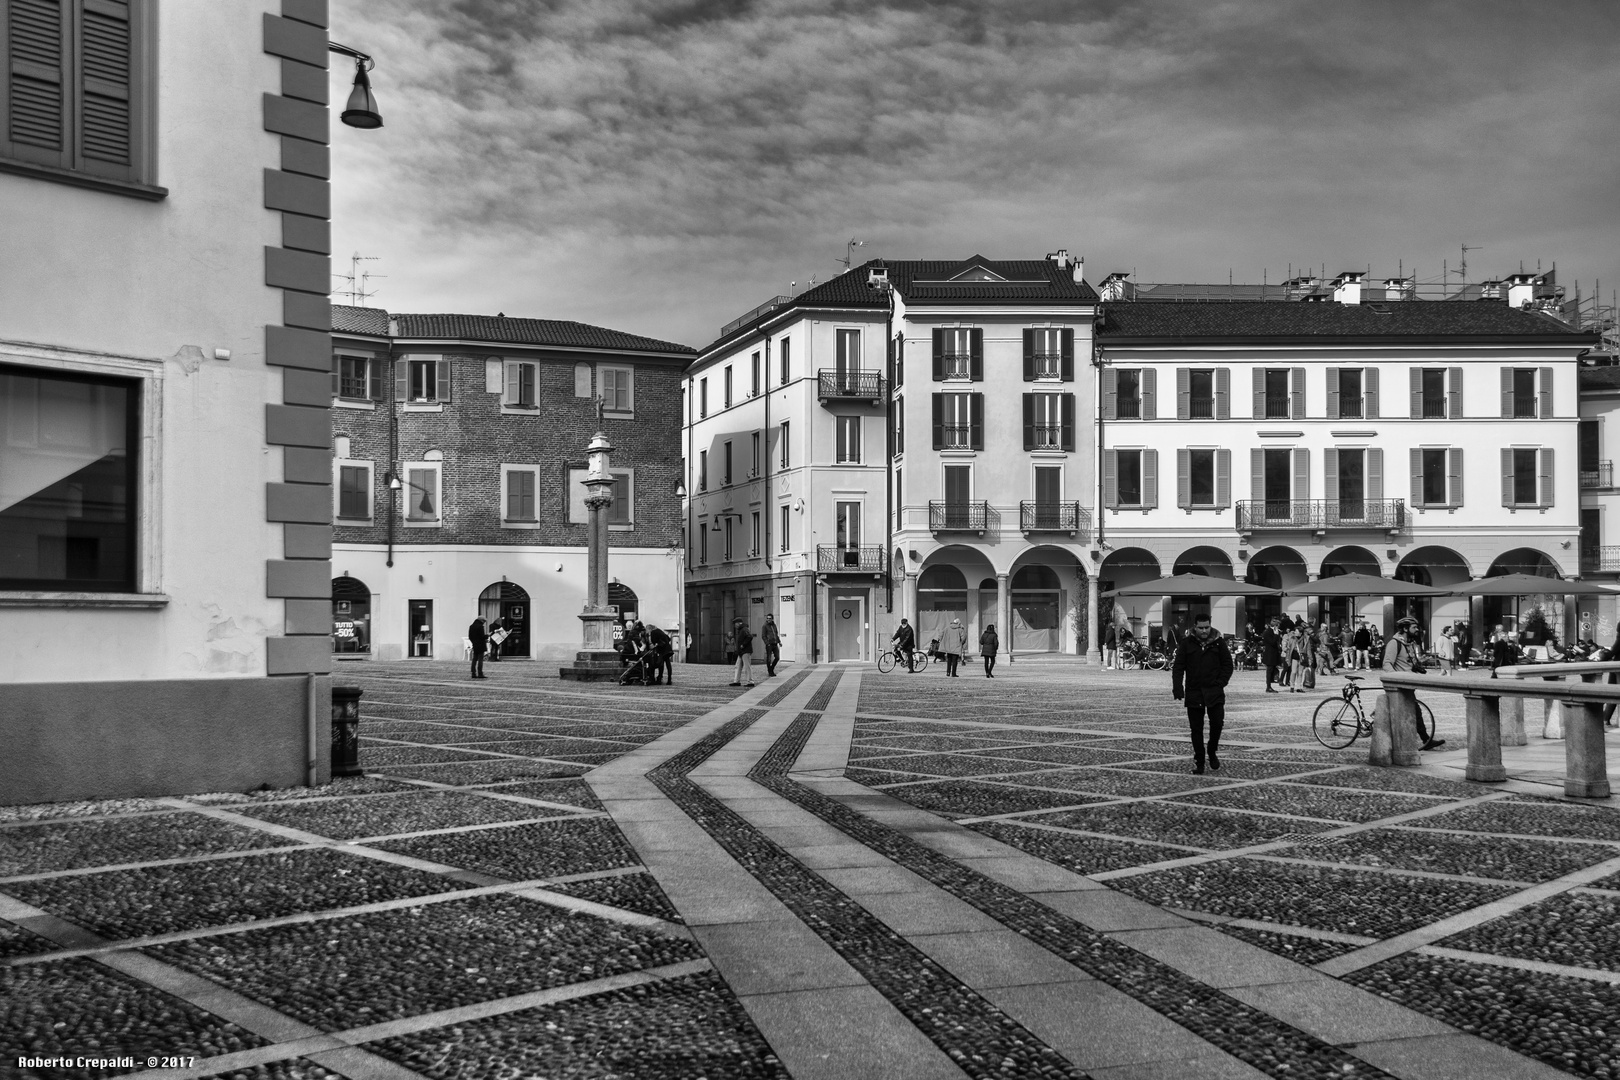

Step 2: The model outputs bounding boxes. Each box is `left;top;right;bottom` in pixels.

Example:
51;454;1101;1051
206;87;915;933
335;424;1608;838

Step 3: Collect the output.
730;618;755;687
1386;617;1444;750
980;624;999;678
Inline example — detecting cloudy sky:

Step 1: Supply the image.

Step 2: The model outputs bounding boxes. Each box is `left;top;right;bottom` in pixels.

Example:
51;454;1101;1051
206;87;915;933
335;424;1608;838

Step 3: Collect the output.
328;0;1620;349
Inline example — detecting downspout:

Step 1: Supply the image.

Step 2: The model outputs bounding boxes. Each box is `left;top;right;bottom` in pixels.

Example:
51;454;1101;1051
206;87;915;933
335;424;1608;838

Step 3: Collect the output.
305;673;319;786
884;289;895;613
1092;321;1106;661
764;337;771;574
386;349;398;568
685;373;694;660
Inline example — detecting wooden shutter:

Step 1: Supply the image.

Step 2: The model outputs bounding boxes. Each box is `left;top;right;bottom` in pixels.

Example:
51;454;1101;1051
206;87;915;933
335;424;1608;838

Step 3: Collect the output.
1364;367;1379;418
1022;329;1035;382
1141;368;1157;419
1539;447;1554;506
1409;448;1423;507
969;392;984;450
436;359;451;402
1447;367;1461;419
332;353;341;397
1021;393;1035;450
395;358;408;403
1326;367;1340;419
1501;367;1513;418
1060;328;1075;381
1290;367;1305;420
1292;448;1309;501
1539;367;1554;419
1250;448;1264;501
79;0;133;173
931;394;944;449
1323;448;1339;503
970;329;984;381
1101;367;1117;420
503;360;521;404
1176;367;1190;420
1142;449;1158;509
1215;449;1231;509
1368;448;1383;501
1060;393;1075;452
1215;367;1230;419
1252;367;1265;418
931;329;944;381
1501;448;1514;506
1176;449;1191;509
1103;449;1118;508
1411;367;1423;418
7;0;67;165
1447;448;1463;507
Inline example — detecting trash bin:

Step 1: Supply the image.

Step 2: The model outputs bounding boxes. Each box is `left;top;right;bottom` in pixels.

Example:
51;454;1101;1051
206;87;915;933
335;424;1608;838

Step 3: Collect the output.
331;686;364;778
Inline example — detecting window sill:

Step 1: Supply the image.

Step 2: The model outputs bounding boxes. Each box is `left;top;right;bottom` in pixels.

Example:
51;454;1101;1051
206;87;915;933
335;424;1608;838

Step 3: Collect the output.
609;524;635;531
1030;448;1068;456
403;403;444;412
404;520;443;528
0;591;170;608
500;404;541;416
502;520;542;530
0;157;168;201
335;517;374;526
334;399;377;411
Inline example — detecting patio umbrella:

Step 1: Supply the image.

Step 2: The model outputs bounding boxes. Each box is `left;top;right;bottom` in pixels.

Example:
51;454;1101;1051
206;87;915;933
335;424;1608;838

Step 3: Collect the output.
1451;573;1620;597
1281;573;1449;598
1105;573;1279;597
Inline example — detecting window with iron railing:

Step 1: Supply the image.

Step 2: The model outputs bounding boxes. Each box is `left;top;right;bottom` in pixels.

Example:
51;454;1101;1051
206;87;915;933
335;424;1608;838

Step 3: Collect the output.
1031;423;1061;448
1189;370;1215;419
1421;368;1446;418
1263;369;1290;419
1032;353;1061;378
1116;369;1141;418
941;423;972;448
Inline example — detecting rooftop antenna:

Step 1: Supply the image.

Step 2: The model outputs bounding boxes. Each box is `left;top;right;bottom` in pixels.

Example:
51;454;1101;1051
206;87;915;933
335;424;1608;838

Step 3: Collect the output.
333;252;384;305
1458;243;1481;283
839;238;867;270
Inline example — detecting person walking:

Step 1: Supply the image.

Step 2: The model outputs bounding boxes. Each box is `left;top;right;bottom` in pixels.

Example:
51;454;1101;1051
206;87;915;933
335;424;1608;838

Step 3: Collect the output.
467;617;488;680
487;614;509;662
1436;626;1456;676
1284;619;1306;692
1352;619;1372;671
1386;617;1444;749
944;617;968;677
1316;621;1335;676
1103;621;1118;669
1454;621;1473;669
1172;612;1233;775
980;624;999;678
1261;616;1283;693
892;618;917;671
1490;624;1516;670
761;614;781;677
730;618;755;687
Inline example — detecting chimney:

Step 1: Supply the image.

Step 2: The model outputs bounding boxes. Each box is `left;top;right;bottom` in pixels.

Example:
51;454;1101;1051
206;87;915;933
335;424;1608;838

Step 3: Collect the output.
1099;271;1134;302
1506;272;1538;309
867;265;889;290
1047;248;1070;270
1332;271;1364;305
1478;280;1504;301
1073;255;1085;284
1381;277;1412;301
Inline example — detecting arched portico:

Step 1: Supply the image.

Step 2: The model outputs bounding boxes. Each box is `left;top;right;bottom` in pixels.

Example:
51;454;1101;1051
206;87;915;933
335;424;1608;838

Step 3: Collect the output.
1170;546;1236;636
1244;545;1307;631
1009;545;1089;654
916;545;997;650
1100;547;1161;646
1485;547;1566;644
479;581;532;658
1396;546;1472;644
333;576;371;654
1317;545;1383;629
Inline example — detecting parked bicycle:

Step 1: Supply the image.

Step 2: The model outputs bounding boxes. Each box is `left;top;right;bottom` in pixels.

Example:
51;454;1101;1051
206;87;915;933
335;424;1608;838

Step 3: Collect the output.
1313;675;1435;749
1118;638;1170;671
877;646;925;673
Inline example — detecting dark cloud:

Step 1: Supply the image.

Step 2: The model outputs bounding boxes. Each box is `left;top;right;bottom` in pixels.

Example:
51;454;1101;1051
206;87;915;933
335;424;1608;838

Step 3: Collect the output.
329;0;1620;347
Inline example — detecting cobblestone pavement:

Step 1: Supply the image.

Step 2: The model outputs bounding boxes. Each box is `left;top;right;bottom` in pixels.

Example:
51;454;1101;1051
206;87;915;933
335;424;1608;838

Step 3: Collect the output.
5;659;1620;1078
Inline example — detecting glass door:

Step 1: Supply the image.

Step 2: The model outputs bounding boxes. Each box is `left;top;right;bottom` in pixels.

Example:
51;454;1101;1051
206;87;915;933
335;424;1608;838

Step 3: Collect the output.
944;465;972;529
408;600;433;658
1033;466;1062;529
836;501;862;568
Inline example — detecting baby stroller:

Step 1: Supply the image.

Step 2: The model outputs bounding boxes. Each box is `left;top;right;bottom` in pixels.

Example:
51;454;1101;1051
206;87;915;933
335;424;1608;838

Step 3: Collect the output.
619;644;656;686
925;638;943;664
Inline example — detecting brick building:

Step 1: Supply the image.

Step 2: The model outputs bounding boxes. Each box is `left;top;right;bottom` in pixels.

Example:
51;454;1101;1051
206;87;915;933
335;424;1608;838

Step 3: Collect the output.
329;305;693;663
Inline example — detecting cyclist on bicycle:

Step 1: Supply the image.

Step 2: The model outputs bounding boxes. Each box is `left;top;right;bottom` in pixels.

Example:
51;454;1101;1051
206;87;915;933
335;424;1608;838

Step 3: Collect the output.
1172;612;1233;774
892;618;917;673
1385;617;1445;750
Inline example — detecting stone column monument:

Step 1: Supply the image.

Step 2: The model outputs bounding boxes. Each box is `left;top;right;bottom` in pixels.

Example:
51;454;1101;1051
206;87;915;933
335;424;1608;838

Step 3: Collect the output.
559;401;624;681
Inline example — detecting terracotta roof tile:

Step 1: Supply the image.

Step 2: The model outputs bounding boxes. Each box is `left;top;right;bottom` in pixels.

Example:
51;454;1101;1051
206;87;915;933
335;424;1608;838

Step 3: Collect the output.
329;305;694;354
1097;300;1595;342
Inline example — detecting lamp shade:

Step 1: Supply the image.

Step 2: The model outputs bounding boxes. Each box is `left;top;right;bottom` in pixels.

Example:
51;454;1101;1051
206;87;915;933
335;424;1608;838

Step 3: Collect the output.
341;61;383;129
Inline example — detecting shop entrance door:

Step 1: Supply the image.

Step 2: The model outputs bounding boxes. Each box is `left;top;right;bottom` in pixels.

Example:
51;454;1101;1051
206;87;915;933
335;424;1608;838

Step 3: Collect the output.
830;593;865;661
408;600;433;658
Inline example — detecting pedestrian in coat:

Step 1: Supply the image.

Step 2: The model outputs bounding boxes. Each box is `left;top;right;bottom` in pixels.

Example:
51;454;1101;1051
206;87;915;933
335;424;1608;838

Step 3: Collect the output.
730;618;755;687
980;625;999;678
1352;620;1372;671
1172;612;1234;774
647;623;674;685
1490;624;1516;670
1297;620;1317;690
761;614;781;677
944;618;969;677
467;617;488;680
1436;626;1456;676
1316;621;1335;676
1103;622;1118;669
1261;617;1283;693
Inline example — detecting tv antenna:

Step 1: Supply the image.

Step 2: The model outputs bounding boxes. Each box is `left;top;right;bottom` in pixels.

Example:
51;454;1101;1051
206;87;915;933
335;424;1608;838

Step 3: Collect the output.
333;252;385;305
838;238;867;269
1457;244;1482;283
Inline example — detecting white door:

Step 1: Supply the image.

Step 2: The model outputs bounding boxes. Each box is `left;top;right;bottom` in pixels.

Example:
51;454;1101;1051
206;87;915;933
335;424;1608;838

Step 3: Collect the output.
831;594;865;661
777;590;797;662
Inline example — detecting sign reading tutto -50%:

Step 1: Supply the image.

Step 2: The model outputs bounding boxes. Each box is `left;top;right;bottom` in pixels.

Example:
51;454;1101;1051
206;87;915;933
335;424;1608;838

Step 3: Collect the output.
18;1056;198;1070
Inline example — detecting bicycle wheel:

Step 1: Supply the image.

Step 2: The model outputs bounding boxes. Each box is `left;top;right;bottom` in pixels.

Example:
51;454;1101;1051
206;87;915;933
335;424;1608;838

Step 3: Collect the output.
1418;700;1437;743
1313;697;1362;749
911;652;929;672
877;650;895;673
1147;654;1169;671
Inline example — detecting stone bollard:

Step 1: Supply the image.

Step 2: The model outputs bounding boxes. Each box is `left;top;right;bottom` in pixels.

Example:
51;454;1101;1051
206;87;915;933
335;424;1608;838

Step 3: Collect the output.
1500;697;1527;746
331;686;364;778
1463;694;1507;782
1367;693;1393;766
1386;687;1422;766
1564;701;1611;799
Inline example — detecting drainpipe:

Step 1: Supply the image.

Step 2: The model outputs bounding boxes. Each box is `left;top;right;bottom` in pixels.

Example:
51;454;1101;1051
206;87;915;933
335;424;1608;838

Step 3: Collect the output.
306;673;319;786
386;354;398;568
884;289;896;613
1092;329;1106;661
764;337;771;575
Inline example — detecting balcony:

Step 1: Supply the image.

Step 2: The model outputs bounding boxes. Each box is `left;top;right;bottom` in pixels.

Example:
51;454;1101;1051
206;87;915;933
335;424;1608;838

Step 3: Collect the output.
1582;461;1614;489
930;500;991;534
817;544;886;574
1582;547;1620;573
817;369;886;404
1236;499;1407;534
1020;501;1091;539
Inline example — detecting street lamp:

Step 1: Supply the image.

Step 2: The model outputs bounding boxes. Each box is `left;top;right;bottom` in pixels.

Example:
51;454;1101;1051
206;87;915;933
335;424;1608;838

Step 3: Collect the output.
329;42;383;129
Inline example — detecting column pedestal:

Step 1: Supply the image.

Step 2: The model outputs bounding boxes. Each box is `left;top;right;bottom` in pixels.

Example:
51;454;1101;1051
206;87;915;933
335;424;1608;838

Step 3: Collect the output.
559;610;624;681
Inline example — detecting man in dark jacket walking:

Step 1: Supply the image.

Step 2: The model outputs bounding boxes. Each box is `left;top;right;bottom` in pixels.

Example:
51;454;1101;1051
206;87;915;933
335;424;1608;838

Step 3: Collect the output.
761;614;781;677
468;617;488;680
1261;617;1282;693
1172;612;1233;774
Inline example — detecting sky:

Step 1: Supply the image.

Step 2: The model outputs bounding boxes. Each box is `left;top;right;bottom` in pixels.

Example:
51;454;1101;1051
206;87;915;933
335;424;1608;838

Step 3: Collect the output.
327;0;1620;350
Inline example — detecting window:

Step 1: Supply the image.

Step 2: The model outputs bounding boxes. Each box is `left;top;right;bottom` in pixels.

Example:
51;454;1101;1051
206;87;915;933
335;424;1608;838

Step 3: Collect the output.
780;338;790;385
750;510;761;555
503;360;537;410
1421;369;1447;418
779;421;789;469
1189;450;1215;506
698;449;708;491
836;502;861;555
699;377;708;417
574;362;592;398
335;355;380;404
1026;328;1064;379
503;466;537;523
837;329;861;382
780;504;790;552
400;356;449;404
890;332;904;389
1412;448;1462;508
1513;369;1537;418
1503;448;1553;508
723;441;732;486
404;463;441;525
600;366;633;413
1116;369;1142;418
1023;393;1074;451
933;328;982;381
1580;420;1600;473
750;352;761;397
724;367;733;408
1332;448;1367;518
895;467;903;526
0;0;157;194
931;392;982;450
724;517;734;561
893;397;904;454
699;522;708;563
0;364;138;590
1336;368;1363;418
1116;450;1143;506
336;461;373;522
1503;367;1552;419
1262;369;1290;418
1032;466;1063;526
566;468;633;526
837;416;862;463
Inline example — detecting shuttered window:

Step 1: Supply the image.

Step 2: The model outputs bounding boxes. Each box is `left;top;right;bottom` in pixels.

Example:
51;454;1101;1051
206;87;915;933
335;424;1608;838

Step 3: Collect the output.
397;357;450;404
1411;448;1464;508
1501;447;1554;508
1176;449;1228;509
2;0;152;187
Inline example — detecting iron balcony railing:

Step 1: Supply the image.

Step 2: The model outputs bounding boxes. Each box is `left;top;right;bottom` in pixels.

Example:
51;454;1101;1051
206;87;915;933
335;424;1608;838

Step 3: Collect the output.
816;369;886;403
1020;501;1091;538
1581;461;1614;489
1582;546;1620;573
817;544;886;573
929;500;990;533
1236;499;1407;532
